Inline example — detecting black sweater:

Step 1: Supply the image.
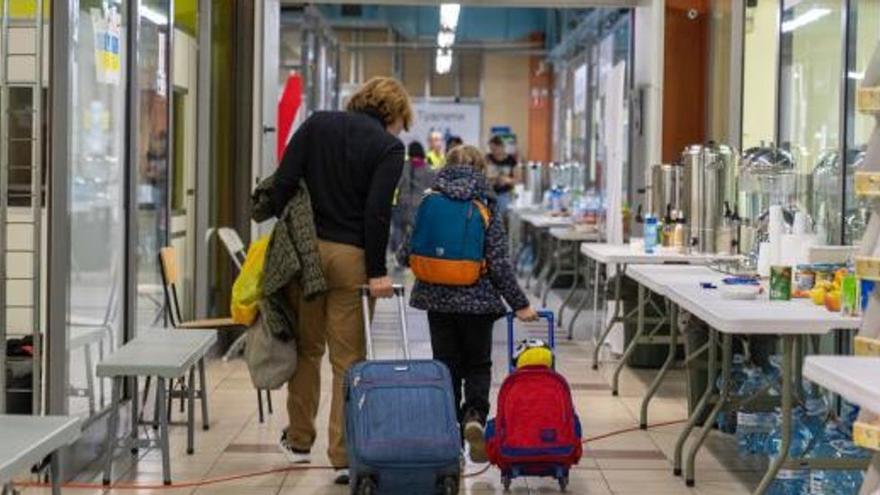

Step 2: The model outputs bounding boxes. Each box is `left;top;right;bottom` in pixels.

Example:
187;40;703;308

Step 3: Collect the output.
272;111;405;278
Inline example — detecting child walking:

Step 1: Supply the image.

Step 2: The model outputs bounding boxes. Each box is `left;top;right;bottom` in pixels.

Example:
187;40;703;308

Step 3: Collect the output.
397;145;537;463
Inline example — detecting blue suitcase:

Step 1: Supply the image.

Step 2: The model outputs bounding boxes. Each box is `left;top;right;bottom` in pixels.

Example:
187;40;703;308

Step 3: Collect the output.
344;286;461;495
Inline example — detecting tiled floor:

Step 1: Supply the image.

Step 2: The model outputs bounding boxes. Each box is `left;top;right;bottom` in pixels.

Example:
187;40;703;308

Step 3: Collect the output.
19;288;766;494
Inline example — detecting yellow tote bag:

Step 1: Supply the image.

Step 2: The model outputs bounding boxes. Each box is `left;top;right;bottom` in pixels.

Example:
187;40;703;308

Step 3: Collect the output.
231;235;271;325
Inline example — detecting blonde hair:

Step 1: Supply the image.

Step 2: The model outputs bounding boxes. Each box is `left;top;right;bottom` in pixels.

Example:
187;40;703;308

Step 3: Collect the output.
445;145;487;172
346;77;414;131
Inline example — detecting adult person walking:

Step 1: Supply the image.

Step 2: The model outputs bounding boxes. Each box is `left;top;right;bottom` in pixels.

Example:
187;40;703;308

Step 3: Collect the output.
390;141;435;257
270;77;413;486
426;130;446;170
486;135;518;215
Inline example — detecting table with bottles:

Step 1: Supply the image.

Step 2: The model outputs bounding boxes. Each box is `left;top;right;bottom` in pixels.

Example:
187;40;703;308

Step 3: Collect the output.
516;213;574;296
803;356;880;495
577;243;740;383
656;274;864;494
544;227;602;336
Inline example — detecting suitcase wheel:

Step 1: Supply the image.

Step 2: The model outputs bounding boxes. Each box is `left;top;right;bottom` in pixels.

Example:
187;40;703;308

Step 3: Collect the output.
355;476;377;495
439;475;459;495
558;475;568;492
501;474;512;492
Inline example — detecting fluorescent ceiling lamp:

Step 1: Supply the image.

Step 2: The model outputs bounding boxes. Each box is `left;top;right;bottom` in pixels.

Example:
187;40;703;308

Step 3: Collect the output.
437;29;456;48
781;7;830;33
848;71;865;80
140;5;168;25
439;3;460;30
435;49;453;75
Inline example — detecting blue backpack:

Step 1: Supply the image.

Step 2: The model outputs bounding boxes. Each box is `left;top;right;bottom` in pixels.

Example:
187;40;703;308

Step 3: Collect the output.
409;192;491;286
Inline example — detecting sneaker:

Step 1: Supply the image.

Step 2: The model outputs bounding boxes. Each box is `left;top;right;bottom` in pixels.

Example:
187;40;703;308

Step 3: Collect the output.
334;468;350;485
278;429;311;464
464;420;488;464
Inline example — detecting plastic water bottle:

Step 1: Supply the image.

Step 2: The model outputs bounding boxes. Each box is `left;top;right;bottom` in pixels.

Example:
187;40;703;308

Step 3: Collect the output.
733;365;779;455
736;411;778;455
809;437;869;494
766;468;809;495
644;215;658;254
764;355;783;396
767;407;813;458
716;355;748;433
838;401;861;438
803;396;829;438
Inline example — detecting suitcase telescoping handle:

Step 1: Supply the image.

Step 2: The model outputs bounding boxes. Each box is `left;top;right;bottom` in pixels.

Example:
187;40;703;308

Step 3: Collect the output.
506;310;555;372
359;284;411;361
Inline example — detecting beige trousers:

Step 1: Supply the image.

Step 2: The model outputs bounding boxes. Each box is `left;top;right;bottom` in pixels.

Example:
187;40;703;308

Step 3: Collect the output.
285;240;368;467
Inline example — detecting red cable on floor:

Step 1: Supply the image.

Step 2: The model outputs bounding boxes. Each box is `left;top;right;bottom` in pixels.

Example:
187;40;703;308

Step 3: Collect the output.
15;419;687;491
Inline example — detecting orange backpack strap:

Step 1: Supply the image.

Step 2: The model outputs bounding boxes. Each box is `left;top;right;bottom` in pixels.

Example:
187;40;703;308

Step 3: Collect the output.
472;200;491;274
473;200;491;227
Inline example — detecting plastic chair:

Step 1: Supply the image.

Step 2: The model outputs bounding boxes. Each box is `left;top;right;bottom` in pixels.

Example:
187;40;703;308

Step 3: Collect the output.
217;227;247;269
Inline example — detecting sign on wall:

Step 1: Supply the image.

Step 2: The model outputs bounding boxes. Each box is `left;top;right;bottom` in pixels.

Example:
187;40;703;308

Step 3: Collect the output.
399;101;482;151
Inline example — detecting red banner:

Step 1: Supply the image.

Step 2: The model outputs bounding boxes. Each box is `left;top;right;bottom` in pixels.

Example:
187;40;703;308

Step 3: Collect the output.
277;73;303;162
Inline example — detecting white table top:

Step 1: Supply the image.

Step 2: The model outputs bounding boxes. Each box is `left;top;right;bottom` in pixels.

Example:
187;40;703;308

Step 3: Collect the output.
0;415;81;483
803;356;880;415
508;205;542;216
521;213;574;229
97;330;216;378
665;281;861;336
626;265;719;297
580;243;738;265
549;227;601;242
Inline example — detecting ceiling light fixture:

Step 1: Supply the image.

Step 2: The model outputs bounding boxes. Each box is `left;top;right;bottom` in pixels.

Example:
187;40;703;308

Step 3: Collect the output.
435;48;453;75
140;5;169;25
435;4;459;75
781;8;831;33
437;28;456;48
439;3;460;31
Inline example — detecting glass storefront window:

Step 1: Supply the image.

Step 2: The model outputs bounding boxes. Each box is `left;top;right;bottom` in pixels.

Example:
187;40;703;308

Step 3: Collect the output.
135;0;171;332
67;0;128;418
779;0;843;243
843;2;880;244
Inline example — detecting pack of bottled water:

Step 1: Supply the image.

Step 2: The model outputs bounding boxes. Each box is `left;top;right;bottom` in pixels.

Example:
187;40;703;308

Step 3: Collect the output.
710;353;868;494
767;468;810;495
807;426;869;495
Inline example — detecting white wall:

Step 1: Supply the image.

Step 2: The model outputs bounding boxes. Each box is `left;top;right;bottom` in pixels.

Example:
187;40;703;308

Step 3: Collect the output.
481;53;531;156
742;0;779;149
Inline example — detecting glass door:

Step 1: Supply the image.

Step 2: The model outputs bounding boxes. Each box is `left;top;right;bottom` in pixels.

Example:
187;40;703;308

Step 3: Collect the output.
66;0;128;419
843;1;880;244
778;0;844;242
135;0;171;332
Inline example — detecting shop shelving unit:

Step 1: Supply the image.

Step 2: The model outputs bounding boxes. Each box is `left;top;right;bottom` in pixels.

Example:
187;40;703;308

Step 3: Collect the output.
0;0;44;414
850;39;880;494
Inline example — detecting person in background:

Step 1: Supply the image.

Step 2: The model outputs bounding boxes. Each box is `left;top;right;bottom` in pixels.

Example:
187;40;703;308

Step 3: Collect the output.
272;76;412;486
396;145;538;464
486;135;518;215
426;130;446;170
390;141;435;257
446;135;464;151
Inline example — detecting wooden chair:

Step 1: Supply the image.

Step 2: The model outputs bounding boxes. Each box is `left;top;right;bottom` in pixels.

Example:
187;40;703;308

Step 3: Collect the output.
158;246;273;423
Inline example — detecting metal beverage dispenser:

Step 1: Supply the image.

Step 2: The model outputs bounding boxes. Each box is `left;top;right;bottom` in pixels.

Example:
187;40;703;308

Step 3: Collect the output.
681;143;738;253
527;162;544;206
737;145;796;260
646;163;685;220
